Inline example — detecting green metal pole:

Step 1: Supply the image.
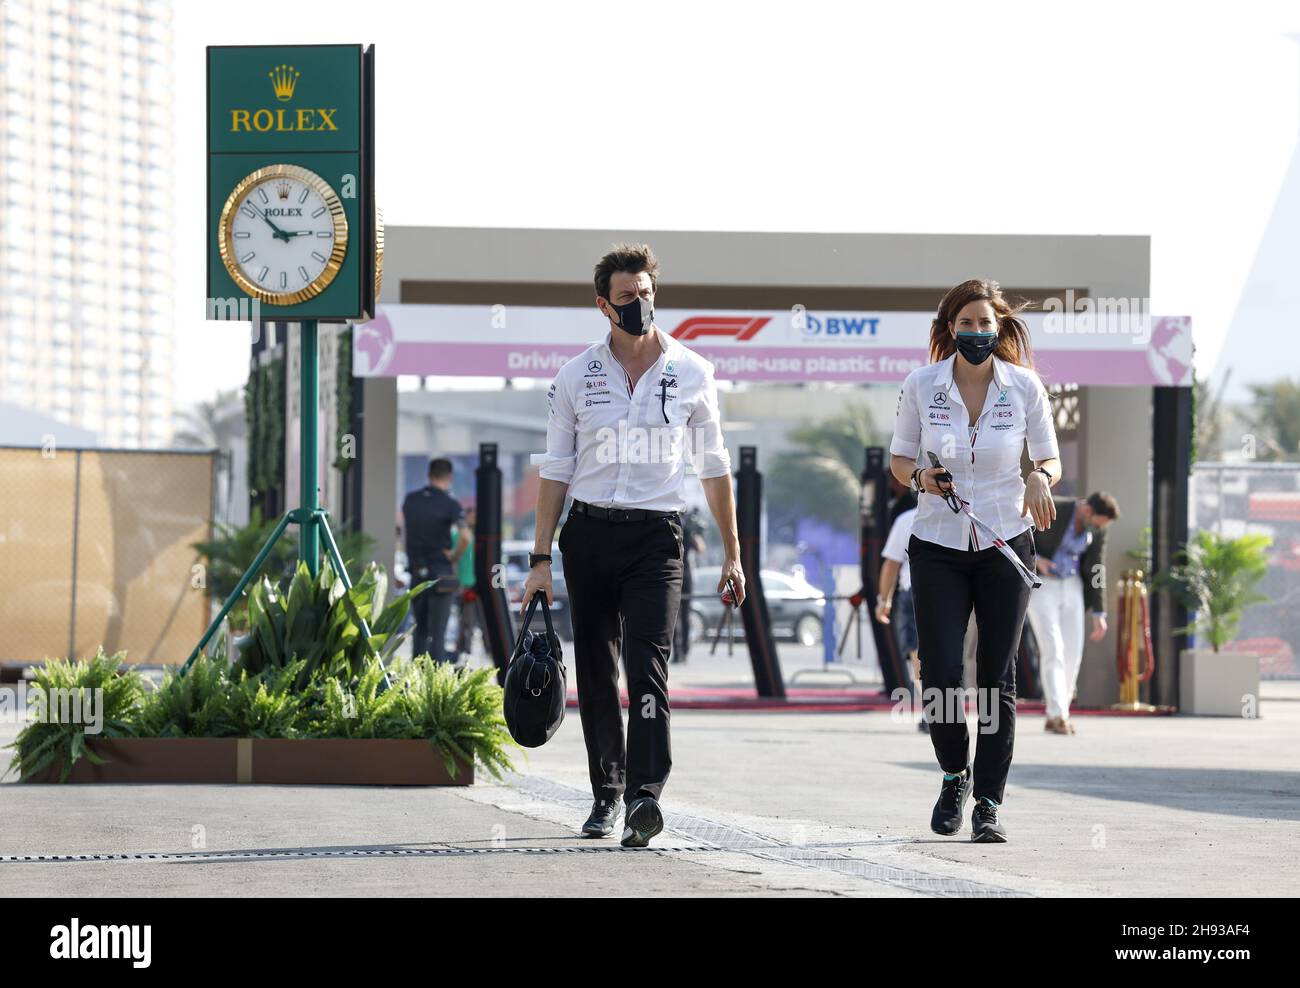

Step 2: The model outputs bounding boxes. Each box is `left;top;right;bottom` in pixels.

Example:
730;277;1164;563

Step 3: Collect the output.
300;320;320;577
182;509;295;674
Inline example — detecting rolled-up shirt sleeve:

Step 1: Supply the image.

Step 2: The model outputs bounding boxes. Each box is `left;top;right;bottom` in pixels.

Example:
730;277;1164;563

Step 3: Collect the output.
536;367;577;483
1025;378;1060;461
889;373;921;459
688;363;732;480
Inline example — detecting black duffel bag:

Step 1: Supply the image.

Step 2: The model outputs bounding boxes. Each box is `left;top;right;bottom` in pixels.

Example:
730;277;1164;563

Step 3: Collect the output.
502;591;566;747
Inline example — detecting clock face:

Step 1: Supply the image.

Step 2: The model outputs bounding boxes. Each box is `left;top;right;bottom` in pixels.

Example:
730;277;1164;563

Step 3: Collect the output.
218;164;348;306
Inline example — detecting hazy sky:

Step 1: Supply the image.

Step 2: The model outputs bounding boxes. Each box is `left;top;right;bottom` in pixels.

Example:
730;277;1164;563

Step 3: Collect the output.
172;0;1300;409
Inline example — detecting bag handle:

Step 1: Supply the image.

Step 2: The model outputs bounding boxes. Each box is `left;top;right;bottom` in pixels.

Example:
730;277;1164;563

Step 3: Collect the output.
513;589;558;656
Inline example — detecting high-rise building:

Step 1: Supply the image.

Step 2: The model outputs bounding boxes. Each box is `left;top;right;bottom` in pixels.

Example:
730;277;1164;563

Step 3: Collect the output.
0;0;174;449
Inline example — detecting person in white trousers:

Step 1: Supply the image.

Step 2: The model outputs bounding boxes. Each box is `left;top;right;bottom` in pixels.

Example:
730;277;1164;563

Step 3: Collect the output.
1025;491;1119;734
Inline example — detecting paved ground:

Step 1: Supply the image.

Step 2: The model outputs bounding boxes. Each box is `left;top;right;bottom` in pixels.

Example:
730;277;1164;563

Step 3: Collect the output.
2;682;1296;897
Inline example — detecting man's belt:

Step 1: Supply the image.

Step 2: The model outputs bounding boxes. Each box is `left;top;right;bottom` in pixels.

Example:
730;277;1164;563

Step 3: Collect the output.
569;500;681;523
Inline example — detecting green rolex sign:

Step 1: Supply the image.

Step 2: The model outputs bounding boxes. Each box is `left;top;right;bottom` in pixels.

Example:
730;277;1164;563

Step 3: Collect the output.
206;44;376;321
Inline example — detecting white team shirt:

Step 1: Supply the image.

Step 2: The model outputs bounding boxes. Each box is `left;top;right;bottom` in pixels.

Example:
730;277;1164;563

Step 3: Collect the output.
889;354;1059;552
534;328;732;511
882;507;917;592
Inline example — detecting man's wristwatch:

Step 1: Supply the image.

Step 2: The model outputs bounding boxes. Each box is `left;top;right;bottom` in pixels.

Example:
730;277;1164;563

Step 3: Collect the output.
528;553;552;568
910;467;924;492
1032;466;1053;484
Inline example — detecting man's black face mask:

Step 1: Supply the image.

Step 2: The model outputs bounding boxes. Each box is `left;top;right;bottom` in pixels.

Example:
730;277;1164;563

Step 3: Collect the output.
608;295;654;336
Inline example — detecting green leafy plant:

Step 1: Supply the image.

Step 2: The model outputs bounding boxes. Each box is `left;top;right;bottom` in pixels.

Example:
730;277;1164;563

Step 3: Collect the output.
1157;530;1272;652
191;507;376;632
394;658;515;779
235;558;432;688
6;648;144;782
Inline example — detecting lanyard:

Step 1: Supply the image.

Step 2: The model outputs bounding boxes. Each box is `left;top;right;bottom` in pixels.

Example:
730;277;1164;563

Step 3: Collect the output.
927;451;1041;590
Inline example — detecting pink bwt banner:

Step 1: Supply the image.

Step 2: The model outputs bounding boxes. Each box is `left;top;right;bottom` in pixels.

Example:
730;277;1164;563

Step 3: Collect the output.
353;306;1193;387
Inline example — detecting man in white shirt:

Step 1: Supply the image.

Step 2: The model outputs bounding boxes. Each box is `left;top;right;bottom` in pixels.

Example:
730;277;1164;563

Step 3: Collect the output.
875;506;925;731
524;243;746;848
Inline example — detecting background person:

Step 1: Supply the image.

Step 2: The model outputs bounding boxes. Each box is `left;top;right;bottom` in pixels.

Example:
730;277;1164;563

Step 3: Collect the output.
402;457;470;664
451;505;479;666
889;278;1062;844
1027;491;1120;734
875;505;927;733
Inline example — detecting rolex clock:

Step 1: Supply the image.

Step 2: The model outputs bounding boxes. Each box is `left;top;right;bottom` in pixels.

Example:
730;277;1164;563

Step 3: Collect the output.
217;163;348;305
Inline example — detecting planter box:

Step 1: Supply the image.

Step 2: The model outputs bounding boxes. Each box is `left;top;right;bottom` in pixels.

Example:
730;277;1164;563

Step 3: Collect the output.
24;738;473;786
1179;648;1260;717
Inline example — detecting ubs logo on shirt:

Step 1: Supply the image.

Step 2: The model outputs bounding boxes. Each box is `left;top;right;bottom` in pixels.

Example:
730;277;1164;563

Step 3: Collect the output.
585;379;607;389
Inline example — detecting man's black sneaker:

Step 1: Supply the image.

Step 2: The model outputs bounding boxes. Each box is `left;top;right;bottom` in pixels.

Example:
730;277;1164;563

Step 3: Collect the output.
971;797;1007;843
620;796;665;848
581;798;620;838
931;766;972;836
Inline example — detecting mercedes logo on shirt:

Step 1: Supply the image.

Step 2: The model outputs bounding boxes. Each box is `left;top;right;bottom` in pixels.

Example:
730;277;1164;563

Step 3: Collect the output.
588;360;603;373
934;392;947;405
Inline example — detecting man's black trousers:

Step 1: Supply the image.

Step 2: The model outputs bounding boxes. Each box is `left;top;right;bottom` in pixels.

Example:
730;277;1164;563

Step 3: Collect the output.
411;585;456;663
559;509;684;803
908;528;1035;804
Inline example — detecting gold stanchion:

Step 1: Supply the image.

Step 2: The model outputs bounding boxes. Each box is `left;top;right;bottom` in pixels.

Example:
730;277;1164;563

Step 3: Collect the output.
1111;568;1157;711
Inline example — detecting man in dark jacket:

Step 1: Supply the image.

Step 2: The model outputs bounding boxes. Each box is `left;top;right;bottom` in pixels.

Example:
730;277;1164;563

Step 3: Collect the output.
1027;491;1120;733
402;458;470;663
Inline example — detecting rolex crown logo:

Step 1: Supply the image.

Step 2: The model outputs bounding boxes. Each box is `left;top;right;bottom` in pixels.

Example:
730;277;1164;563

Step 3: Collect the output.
275;180;292;200
268;64;300;102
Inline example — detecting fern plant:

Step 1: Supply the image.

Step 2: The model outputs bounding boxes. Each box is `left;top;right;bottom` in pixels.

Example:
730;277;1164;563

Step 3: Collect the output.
5;648;144;782
308;658;405;739
227;661;312;738
394;657;516;780
136;654;239;738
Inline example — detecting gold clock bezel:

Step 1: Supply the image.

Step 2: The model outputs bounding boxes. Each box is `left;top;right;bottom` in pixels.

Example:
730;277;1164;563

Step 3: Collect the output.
218;164;349;306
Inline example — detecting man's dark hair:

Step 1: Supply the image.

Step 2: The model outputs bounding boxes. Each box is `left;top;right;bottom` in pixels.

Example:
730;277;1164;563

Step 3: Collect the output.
428;458;453;481
1086;491;1120;520
594;243;659;301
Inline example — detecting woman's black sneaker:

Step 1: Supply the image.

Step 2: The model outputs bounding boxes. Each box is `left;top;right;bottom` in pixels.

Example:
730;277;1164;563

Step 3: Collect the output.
930;766;972;836
971;797;1008;843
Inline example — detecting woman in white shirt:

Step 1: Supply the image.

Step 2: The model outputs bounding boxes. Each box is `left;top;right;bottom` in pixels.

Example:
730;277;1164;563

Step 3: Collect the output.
889;278;1061;843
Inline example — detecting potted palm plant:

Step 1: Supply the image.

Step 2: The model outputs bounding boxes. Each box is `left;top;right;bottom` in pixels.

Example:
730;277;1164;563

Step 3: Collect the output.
1160;530;1271;716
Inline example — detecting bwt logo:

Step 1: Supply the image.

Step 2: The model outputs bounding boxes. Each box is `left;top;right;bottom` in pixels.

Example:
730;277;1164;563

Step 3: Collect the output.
800;314;880;338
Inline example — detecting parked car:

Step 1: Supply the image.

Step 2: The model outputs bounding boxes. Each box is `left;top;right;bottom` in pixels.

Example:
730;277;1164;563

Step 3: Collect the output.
689;567;827;645
502;539;572;641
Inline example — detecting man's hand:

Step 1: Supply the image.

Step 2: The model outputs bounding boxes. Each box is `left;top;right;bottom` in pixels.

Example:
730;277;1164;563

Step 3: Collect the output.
1089;613;1108;641
718;556;746;607
521;562;553;614
874;596;892;624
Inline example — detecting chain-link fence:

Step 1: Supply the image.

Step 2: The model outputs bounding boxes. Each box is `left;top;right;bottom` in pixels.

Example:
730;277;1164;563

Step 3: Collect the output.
1191;462;1300;678
0;446;214;668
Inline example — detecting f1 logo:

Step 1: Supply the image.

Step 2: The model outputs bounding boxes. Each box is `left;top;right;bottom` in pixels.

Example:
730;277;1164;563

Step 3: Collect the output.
670;316;770;341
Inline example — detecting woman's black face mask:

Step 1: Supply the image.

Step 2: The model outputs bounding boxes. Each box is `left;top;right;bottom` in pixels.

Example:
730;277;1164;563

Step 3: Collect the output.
608;296;654;336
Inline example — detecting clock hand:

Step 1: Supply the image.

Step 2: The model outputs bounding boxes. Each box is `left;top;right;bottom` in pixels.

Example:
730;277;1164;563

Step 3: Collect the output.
248;202;291;242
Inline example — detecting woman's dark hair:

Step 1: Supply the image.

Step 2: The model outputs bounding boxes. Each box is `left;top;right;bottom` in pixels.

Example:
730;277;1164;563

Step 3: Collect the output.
928;279;1035;368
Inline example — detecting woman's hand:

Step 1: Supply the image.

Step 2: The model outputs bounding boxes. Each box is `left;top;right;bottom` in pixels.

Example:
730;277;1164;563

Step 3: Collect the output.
917;467;955;497
1021;472;1056;531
